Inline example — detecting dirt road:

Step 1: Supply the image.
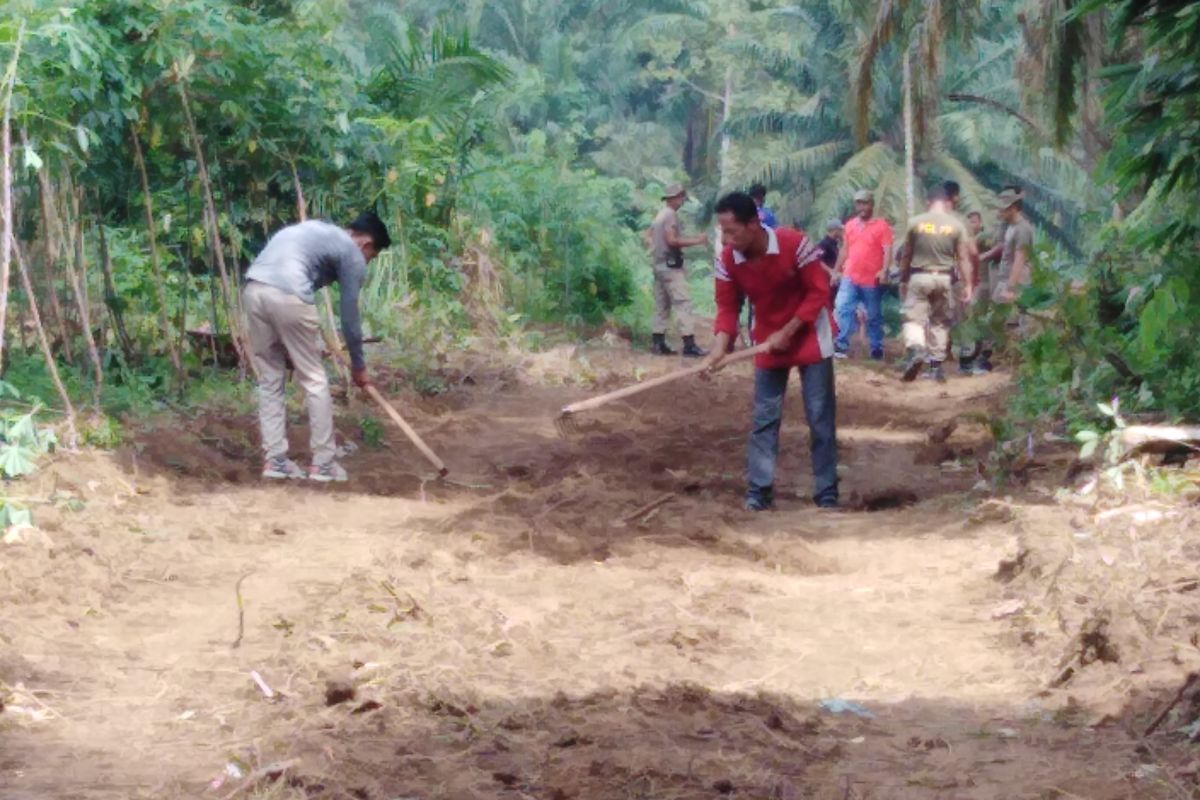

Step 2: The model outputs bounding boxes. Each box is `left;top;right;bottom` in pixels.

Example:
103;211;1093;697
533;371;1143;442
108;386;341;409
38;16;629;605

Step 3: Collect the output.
0;341;1178;799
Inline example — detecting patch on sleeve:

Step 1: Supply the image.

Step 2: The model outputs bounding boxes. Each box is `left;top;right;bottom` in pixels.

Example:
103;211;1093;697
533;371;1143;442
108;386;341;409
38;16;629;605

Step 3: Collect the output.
794;236;822;269
714;255;731;282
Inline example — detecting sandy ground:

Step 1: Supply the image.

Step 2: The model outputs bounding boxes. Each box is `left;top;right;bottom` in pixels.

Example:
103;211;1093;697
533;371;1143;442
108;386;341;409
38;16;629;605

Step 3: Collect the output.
0;339;1192;799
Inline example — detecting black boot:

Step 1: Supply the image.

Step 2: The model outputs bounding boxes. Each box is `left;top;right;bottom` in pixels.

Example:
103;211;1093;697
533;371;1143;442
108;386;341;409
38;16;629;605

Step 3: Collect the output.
651;333;676;356
976;349;994;373
681;335;707;358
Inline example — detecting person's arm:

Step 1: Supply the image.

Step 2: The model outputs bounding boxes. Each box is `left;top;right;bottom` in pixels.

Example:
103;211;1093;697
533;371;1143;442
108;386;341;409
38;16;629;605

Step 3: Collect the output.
999;235;1030;303
899;230;914;301
1007;229;1031;287
765;237;829;353
703;256;744;371
980;241;1003;263
957;235;974;302
833;235;848;278
665;228;708;249
334;243;369;386
878;226;894;283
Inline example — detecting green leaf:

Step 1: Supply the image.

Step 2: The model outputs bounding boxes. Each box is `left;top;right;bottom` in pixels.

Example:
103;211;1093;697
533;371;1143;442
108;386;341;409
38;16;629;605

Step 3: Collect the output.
0;444;38;478
1079;438;1099;460
23;146;42;171
1075;430;1099;442
75;125;89;153
6;507;32;528
6;411;37;446
1097;402;1115;417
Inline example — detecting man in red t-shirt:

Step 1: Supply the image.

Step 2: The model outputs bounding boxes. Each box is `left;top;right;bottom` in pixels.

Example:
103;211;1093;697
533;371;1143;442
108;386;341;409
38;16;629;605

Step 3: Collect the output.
832;188;893;360
702;192;838;511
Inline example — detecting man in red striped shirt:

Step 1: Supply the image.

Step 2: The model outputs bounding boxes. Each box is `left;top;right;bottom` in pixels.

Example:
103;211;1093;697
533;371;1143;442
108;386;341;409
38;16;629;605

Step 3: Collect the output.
702;192;839;511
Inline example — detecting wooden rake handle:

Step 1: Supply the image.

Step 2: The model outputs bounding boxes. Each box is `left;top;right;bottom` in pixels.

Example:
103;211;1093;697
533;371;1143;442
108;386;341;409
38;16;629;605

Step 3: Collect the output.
560;342;770;416
319;329;449;477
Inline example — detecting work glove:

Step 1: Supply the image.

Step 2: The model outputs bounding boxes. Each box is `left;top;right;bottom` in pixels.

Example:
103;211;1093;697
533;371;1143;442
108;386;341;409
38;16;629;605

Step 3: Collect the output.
352;366;372;389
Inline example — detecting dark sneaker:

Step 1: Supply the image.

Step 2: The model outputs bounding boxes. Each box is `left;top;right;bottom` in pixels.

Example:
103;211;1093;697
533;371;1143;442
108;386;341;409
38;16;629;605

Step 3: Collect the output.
263;456;306;480
957;359;976;375
308;460;348;483
930;363;947;383
869;349;884;361
833;350;849;360
744;497;773;512
975;358;993;373
900;349;925;382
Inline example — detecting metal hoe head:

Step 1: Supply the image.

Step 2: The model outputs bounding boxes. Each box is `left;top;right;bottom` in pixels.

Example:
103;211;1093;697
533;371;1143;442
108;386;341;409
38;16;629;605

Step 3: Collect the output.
554;409;581;438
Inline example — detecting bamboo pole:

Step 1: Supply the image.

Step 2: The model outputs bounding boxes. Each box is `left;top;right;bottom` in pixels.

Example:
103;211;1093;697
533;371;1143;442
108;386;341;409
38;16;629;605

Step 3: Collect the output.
60;179;102;412
24;131;72;362
13;235;77;448
130;121;184;382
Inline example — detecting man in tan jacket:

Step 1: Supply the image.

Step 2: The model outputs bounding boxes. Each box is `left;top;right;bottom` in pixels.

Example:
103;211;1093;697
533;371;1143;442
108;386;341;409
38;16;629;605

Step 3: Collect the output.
648;184;709;357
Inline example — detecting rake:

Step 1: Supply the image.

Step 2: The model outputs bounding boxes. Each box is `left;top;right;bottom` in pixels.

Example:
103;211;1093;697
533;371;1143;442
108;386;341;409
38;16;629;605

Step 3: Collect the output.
554;343;770;436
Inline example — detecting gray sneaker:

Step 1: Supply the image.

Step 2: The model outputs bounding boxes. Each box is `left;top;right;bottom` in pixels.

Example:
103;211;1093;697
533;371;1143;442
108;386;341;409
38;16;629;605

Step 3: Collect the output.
308;460;348;483
263;455;306;480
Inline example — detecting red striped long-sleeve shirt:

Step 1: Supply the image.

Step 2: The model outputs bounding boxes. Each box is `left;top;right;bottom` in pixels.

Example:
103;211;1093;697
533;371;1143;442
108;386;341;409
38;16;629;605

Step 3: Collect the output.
714;226;837;369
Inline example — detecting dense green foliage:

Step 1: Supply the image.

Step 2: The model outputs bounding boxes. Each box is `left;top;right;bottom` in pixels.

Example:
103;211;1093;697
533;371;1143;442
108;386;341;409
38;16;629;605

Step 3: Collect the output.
0;0;1197;439
1011;0;1200;429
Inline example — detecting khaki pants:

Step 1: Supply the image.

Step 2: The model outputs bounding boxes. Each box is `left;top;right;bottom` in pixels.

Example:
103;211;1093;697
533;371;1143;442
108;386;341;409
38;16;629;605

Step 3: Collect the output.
243;281;335;464
902;271;955;361
652;263;695;337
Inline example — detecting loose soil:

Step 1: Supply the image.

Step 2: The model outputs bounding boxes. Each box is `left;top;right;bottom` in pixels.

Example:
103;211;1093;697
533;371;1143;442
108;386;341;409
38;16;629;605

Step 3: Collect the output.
1;337;1194;799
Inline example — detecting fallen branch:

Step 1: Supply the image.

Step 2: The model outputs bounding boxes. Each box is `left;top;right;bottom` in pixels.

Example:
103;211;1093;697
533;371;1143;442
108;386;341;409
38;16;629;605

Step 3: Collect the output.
619;492;677;526
1144;671;1199;738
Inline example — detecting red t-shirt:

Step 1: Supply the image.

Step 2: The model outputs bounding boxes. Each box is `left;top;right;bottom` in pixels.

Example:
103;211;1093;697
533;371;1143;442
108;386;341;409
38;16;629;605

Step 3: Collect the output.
842;216;894;287
714;227;837;369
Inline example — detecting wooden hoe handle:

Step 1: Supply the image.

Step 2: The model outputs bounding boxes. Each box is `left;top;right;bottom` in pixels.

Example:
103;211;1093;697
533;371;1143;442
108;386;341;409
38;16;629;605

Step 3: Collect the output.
364;384;449;477
319;328;449;477
560;343;770;416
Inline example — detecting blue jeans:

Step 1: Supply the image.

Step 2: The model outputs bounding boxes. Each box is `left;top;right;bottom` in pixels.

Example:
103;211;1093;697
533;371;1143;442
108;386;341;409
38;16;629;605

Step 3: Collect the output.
746;359;838;507
834;281;884;353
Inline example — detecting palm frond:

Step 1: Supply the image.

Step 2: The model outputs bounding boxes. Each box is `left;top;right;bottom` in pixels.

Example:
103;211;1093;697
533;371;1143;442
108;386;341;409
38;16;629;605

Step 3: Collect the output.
810;141;901;226
752;140;855;188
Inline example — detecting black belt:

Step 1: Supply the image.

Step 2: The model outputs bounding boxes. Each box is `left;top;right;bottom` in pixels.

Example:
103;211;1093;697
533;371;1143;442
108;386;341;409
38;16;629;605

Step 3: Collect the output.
910;267;951;275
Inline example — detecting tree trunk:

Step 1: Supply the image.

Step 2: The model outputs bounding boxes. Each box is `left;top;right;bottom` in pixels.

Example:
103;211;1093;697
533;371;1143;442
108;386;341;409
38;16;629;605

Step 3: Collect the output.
13;235;78;448
130;122;184;382
903;47;917;218
0;26;23;370
177;77;252;376
25;132;73;363
96;215;136;365
58;178;102;412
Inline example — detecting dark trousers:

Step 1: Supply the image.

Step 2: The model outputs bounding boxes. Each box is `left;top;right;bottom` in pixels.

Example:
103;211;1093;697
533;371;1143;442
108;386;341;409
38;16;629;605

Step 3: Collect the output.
746;358;838;507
